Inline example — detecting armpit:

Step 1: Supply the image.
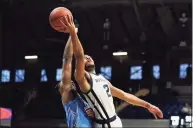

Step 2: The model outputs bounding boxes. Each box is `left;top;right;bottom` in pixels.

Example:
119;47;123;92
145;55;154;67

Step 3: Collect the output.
84;71;91;81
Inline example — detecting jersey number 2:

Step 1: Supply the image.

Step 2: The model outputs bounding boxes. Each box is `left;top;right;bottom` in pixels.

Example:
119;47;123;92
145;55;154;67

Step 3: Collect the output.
103;84;111;97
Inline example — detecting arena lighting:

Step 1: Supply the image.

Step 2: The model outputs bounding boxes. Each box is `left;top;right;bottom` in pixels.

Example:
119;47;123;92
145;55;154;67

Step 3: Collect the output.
113;52;128;56
25;55;38;60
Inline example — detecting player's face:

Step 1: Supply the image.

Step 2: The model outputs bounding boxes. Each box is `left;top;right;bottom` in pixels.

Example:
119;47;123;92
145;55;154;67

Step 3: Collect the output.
84;55;95;67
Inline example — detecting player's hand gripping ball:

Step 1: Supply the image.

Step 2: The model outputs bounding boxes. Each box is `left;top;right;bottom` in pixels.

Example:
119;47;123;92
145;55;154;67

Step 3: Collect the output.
49;7;73;32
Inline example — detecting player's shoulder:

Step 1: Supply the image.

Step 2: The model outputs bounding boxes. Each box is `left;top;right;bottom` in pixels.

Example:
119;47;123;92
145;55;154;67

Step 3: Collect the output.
98;74;108;80
89;72;102;77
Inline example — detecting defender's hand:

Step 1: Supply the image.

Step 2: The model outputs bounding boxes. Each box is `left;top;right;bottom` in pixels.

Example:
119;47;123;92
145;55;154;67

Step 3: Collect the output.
60;15;76;33
147;104;163;119
86;108;94;118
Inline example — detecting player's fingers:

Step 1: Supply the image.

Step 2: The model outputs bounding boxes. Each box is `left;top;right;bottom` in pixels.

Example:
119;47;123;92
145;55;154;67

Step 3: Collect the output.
60;20;67;28
63;16;70;26
154;108;163;118
86;109;92;113
59;20;68;32
67;15;71;24
90;110;94;115
70;15;73;24
86;109;93;114
88;112;94;118
153;113;157;119
158;111;163;118
86;111;91;115
86;109;94;117
62;16;67;23
88;114;94;118
87;111;93;115
86;110;93;117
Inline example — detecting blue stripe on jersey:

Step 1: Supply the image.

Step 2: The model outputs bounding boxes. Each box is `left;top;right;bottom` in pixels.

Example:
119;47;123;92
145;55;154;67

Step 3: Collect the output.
63;95;92;128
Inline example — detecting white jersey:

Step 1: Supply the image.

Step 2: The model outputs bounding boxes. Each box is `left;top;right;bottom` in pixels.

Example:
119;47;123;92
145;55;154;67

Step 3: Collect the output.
84;73;122;127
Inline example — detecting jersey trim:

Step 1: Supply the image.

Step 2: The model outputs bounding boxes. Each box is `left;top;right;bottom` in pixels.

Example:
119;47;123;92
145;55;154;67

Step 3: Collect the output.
90;89;111;128
83;73;117;128
84;89;116;128
94;115;116;124
84;93;106;120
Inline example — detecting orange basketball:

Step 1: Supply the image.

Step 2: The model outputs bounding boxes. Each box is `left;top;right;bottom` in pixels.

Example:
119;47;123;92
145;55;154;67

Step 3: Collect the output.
49;7;72;32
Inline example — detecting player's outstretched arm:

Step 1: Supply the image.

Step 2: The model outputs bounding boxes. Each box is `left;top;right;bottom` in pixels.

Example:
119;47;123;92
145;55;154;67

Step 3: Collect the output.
61;15;90;93
109;84;163;119
58;34;73;103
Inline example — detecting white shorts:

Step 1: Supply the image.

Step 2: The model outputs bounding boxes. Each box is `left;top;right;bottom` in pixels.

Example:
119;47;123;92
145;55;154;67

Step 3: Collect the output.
94;116;122;128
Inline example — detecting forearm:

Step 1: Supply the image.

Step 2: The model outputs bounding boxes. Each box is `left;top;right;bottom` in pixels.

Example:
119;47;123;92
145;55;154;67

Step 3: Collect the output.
70;30;84;59
63;36;73;64
123;93;151;108
61;36;73;86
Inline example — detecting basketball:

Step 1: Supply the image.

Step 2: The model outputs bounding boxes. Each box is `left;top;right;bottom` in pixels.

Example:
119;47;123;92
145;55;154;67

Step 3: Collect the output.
49;7;72;32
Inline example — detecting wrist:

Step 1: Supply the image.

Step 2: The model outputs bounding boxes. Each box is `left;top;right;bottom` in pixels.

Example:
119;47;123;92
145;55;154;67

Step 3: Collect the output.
145;103;151;109
70;29;76;35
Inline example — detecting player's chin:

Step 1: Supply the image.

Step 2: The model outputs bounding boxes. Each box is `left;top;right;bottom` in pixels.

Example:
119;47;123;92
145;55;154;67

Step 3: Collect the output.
85;64;95;71
87;63;95;68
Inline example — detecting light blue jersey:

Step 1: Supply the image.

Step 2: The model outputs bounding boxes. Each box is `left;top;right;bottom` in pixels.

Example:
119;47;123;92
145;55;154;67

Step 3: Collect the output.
63;94;92;128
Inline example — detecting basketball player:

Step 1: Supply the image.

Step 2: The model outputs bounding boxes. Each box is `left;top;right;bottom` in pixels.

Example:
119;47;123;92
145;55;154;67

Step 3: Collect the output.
61;15;163;128
57;27;94;127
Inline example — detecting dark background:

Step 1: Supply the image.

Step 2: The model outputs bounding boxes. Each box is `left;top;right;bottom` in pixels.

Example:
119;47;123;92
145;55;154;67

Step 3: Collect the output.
0;0;192;125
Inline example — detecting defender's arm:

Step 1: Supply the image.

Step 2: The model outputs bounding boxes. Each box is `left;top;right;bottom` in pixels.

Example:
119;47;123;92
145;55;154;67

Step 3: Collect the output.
59;36;73;103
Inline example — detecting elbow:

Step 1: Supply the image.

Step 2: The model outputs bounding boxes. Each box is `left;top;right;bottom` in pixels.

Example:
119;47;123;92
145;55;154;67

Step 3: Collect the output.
111;86;126;100
115;90;126;100
74;50;84;59
74;54;85;64
76;54;84;60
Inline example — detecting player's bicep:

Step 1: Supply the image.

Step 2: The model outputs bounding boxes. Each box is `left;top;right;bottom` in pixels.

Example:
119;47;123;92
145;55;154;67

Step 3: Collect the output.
74;56;85;82
74;70;91;93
